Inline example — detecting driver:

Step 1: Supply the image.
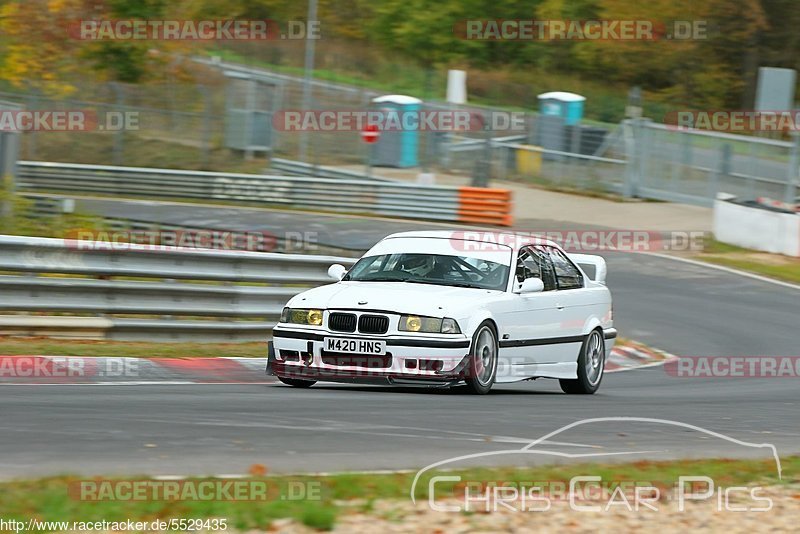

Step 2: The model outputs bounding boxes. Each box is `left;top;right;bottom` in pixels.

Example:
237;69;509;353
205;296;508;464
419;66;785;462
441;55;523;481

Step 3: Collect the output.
398;255;435;277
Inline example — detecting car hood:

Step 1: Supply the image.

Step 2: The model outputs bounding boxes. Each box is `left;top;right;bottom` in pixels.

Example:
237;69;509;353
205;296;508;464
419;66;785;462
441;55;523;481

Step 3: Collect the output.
287;281;501;317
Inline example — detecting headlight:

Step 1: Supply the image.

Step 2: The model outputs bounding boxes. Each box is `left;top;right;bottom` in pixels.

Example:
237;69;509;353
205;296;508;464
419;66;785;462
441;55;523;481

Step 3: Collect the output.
441;318;461;334
307;309;323;325
281;308;324;326
399;315;461;334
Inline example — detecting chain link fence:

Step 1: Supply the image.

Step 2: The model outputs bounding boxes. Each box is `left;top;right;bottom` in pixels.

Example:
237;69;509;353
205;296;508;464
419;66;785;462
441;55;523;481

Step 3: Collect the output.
628;121;799;205
0;59;797;208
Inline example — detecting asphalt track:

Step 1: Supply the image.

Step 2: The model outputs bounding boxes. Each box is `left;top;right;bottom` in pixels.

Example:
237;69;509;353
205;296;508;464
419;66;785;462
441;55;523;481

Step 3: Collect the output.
1;201;799;479
1;367;796;480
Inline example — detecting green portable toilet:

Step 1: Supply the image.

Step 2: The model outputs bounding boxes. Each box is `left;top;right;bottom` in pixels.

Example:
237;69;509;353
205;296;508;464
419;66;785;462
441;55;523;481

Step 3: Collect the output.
537;92;585;126
371;95;422;168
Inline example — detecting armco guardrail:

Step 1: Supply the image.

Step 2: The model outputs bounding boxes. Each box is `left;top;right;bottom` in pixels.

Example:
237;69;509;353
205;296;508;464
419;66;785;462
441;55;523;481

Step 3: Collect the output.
270;158;395;182
20;193;364;258
0;234;356;342
17;161;513;226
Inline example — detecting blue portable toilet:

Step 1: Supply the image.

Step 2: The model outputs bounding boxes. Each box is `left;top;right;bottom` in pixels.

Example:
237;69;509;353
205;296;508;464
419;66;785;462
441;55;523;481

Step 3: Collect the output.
371;95;422;168
537;92;585;126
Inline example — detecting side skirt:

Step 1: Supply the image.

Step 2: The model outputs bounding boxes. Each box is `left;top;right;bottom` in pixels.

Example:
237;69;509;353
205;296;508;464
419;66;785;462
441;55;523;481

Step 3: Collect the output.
495;361;579;383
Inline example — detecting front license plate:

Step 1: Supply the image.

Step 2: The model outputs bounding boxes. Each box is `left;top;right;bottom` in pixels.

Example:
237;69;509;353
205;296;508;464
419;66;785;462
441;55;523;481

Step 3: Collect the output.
324;337;386;355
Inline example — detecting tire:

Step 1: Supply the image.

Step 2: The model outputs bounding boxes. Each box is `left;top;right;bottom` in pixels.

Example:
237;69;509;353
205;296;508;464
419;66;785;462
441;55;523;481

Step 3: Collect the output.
560;329;605;395
277;376;316;388
465;322;499;395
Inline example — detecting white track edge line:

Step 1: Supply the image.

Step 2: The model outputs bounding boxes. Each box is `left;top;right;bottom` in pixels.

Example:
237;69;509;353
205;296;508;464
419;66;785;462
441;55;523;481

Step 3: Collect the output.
641;252;800;291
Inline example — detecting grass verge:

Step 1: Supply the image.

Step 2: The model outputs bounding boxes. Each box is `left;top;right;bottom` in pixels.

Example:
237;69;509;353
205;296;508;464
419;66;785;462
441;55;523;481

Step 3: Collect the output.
0;337;266;358
689;239;800;285
0;457;796;532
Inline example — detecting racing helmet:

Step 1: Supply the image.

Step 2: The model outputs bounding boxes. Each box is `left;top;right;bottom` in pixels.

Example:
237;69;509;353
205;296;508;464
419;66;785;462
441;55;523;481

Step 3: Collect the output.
400;255;435;277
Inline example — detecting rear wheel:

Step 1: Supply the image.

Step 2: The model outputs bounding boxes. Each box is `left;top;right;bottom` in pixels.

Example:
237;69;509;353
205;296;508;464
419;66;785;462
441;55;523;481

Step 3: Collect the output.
277;376;316;388
560;329;604;395
465;322;498;395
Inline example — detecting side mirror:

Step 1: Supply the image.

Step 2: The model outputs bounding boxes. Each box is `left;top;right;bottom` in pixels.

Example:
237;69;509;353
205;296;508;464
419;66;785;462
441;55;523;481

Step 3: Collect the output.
515;278;544;294
328;264;347;281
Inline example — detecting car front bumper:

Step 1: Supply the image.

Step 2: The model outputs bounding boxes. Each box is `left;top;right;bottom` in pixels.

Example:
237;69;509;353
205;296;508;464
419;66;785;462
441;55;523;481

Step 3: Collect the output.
267;327;472;387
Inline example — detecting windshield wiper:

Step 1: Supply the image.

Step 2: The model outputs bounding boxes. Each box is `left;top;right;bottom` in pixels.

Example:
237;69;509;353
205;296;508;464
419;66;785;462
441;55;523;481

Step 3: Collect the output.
402;279;483;289
441;282;484;289
352;277;485;289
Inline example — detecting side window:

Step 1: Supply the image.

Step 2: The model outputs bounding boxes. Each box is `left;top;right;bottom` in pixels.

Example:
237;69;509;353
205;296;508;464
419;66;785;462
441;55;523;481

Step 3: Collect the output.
546;247;583;290
515;248;540;283
516;247;557;291
533;246;557;291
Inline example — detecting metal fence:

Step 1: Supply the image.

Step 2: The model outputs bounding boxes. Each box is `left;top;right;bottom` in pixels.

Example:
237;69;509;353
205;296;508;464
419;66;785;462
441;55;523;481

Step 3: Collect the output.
0;234;355;341
626;121;800;206
2;57;798;208
0;83;223;169
0;61;387;169
456;122;627;193
216;57;799;207
453;118;799;207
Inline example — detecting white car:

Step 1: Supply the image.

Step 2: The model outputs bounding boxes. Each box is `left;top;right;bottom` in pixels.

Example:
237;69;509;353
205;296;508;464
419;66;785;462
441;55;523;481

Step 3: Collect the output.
267;231;616;394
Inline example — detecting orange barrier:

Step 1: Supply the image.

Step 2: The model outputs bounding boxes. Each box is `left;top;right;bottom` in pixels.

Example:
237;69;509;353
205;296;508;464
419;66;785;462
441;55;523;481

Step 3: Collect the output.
457;187;514;227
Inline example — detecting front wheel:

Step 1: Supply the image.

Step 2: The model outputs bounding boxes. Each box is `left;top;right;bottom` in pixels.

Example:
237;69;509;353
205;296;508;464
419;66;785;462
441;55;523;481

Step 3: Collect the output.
560;329;605;395
277;376;316;388
465;322;498;395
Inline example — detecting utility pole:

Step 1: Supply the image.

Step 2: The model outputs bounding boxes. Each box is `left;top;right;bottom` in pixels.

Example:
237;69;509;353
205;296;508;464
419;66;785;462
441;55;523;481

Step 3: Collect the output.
0;101;21;222
0;133;12;220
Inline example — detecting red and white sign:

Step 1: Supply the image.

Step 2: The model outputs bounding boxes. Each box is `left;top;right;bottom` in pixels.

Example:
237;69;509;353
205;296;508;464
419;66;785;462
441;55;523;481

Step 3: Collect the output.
361;124;380;144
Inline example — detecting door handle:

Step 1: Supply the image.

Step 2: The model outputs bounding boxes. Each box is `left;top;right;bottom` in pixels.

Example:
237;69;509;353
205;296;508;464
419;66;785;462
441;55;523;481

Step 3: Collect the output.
556;303;565;310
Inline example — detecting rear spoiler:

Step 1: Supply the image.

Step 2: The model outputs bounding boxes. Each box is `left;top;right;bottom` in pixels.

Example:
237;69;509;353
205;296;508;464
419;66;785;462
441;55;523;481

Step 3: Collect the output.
568;253;607;285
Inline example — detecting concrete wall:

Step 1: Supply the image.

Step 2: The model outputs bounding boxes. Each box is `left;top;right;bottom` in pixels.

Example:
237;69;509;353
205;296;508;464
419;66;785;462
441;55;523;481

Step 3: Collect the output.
714;196;800;257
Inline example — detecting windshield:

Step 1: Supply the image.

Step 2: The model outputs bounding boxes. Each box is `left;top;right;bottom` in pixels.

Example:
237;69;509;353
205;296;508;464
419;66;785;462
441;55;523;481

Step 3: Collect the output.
343;253;509;290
